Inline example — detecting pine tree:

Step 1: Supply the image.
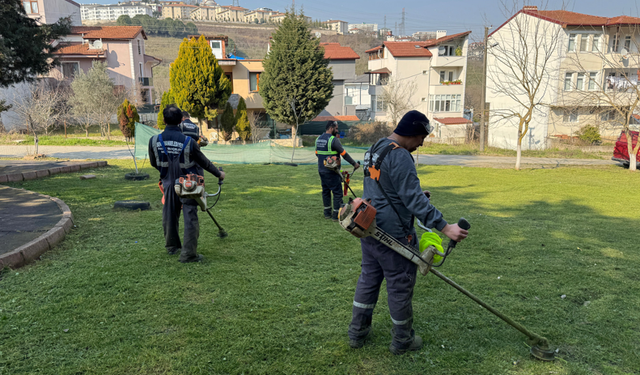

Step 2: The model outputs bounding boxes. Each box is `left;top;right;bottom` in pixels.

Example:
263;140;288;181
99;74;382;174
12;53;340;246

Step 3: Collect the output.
260;9;333;161
117;99;139;140
170;35;231;133
235;96;251;143
220;102;235;142
156;91;174;130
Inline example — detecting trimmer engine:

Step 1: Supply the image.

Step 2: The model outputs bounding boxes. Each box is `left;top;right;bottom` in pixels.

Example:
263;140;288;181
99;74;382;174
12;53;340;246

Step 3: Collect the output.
174;174;207;210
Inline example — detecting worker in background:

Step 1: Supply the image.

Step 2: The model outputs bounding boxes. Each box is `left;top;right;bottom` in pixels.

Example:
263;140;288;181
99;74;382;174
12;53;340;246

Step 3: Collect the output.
149;105;225;263
180;111;201;143
315;121;360;221
347;110;468;354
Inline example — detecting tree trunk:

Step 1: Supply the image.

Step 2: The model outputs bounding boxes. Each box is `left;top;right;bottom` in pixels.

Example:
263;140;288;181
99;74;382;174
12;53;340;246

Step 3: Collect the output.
290;125;297;163
628;133;637;171
86;127;89;137
107;123;111;140
515;142;522;171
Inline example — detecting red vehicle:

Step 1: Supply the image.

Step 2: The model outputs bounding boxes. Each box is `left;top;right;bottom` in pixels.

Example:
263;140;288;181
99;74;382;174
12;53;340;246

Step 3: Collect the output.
612;130;640;168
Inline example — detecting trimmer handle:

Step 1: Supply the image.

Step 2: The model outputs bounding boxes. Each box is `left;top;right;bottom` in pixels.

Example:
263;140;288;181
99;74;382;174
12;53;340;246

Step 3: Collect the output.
447;218;470;250
218;167;224;185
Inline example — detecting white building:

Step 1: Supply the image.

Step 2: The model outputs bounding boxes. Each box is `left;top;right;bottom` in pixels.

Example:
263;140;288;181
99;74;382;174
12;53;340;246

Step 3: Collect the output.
349;23;378;33
486;6;640;150
365;31;472;139
81;3;153;21
323;20;349;35
25;0;82;26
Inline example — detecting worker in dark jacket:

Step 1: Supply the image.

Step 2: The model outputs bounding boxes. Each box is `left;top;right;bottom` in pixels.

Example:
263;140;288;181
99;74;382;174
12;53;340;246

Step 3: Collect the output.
149;105;225;263
347;110;468;354
315;121;360;221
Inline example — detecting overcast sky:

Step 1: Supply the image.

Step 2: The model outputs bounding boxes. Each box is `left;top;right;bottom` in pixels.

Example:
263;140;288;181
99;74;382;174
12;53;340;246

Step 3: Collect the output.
80;0;640;39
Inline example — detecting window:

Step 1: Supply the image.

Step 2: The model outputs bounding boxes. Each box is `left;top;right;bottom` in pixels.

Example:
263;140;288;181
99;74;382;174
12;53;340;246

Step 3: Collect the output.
211;41;221;49
137;40;141;55
564;72;573;91
579;35;588;51
448;71;454;81
439;71;445;82
624;35;631;52
249;72;260;91
592;34;601;52
23;0;38;13
563;109;578;123
438;45;455;56
576;73;584;90
612;34;619;53
601;110;616;121
588;72;598;90
62;62;79;79
429;94;461;112
139;63;143;79
375;96;387;112
568;34;576;52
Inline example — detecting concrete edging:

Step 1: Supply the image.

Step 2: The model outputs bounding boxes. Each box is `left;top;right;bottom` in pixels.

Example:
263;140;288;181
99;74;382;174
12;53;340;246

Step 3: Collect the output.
0;161;108;184
0;188;74;269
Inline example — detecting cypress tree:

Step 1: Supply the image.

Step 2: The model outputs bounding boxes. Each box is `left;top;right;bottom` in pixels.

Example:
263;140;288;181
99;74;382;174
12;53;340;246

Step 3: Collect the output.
235;96;251;143
260;9;333;160
170;35;231;133
220;102;235;142
117;99;139;140
156;91;174;130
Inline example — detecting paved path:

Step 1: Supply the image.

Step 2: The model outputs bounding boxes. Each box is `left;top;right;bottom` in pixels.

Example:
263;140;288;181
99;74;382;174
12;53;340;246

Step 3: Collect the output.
0;186;62;256
0;145;131;159
0;145;618;168
415;154;617;168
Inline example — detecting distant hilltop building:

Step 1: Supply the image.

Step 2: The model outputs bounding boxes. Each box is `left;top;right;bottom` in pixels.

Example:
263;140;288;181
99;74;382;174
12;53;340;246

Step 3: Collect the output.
81;3;155;21
349;23;378;33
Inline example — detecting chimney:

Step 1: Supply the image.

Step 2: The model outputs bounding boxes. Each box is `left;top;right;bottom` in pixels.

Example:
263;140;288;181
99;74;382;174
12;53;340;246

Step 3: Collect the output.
523;5;538;11
436;30;447;39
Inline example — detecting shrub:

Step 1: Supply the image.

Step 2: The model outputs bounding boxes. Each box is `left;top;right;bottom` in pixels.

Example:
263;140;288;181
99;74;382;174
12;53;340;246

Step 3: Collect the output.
117;99;139;140
348;122;391;145
577;124;601;145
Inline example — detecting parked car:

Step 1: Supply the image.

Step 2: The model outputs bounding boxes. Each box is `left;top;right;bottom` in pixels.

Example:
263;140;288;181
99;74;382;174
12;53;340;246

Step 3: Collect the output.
612;130;640;168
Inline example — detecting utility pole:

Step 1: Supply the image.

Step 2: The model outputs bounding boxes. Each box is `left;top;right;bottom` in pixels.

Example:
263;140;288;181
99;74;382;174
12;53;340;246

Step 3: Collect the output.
480;26;490;151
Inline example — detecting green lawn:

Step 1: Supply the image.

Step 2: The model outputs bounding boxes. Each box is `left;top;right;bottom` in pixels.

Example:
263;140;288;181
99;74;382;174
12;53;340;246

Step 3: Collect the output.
1;161;638;374
1;125;128;146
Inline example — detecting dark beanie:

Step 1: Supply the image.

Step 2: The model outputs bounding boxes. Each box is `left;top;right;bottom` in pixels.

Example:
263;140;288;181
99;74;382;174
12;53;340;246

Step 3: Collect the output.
393;110;432;136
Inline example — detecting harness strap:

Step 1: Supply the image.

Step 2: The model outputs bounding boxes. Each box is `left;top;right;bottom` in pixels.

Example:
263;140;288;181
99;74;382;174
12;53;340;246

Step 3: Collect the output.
158;134;191;160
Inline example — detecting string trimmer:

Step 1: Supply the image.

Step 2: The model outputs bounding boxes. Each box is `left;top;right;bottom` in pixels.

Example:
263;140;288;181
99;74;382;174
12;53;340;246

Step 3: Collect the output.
324;155;360;198
174;168;228;238
338;198;555;361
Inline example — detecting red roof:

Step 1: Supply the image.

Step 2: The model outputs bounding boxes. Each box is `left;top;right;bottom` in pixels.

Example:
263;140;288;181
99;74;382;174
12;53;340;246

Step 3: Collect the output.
320;43;360;60
313;115;360;122
434;117;472;125
367;31;471;58
70;26;146;40
53;43;106;57
365;45;383;53
492;7;640;36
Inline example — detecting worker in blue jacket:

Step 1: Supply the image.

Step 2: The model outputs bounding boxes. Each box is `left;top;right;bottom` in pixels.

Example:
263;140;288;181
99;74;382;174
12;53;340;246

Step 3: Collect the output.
315;121;359;221
148;105;225;263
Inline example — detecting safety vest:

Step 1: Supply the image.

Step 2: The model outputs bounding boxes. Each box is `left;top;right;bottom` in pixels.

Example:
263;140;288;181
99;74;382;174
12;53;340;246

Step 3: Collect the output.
315;133;338;171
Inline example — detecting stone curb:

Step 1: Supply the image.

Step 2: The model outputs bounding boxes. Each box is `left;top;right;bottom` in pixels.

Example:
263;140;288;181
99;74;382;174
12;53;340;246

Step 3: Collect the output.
0;161;108;185
0;188;74;270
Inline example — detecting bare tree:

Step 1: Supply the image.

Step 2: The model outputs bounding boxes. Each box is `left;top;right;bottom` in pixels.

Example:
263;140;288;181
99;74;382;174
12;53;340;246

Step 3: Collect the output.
380;76;417;126
69;62;122;139
248;110;270;144
9;80;67;155
487;1;563;170
561;25;640;171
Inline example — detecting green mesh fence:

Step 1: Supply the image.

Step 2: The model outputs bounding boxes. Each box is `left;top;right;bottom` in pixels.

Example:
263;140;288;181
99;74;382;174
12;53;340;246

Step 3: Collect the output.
134;123;368;165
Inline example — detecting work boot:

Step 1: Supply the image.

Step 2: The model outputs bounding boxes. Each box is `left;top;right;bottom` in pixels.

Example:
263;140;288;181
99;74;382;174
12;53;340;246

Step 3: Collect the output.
324;208;331;219
180;254;205;263
167;248;181;255
349;326;371;349
332;210;339;222
389;335;423;355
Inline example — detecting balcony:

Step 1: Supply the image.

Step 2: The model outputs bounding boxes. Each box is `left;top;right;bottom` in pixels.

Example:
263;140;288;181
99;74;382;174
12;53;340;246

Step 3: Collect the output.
138;77;153;86
432;55;466;68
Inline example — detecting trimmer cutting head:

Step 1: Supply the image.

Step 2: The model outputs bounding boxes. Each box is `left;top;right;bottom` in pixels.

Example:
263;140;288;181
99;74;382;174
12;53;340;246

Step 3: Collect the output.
218;230;228;238
530;346;556;361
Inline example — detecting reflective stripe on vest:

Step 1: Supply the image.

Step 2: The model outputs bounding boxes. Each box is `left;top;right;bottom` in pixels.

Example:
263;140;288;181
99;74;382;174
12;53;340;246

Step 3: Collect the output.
315;134;338;155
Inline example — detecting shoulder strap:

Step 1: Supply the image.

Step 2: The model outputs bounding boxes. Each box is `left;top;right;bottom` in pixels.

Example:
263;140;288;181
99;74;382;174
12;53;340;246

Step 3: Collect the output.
158;134;190;161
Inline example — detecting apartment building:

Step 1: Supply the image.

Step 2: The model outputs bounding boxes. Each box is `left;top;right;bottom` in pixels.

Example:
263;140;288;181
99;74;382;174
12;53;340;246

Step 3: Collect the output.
49;26;160;104
216;6;248;22
80;3;153;21
190;6;217;21
244;9;272;24
349;23;377;33
365;31;471;138
318;43;366;118
162;4;197;19
487;7;640;149
24;0;82;26
323;20;349;35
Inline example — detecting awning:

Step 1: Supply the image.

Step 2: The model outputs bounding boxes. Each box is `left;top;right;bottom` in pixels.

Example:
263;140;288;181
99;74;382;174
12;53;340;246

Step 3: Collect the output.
434;117;472;125
364;67;391;75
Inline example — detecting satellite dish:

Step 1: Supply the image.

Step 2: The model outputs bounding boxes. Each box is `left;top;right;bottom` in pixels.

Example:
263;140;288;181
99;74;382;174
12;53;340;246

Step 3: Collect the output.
315;31;322;38
92;40;103;49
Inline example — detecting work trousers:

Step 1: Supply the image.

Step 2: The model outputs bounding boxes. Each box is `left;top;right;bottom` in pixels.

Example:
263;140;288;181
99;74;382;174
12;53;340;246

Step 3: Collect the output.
319;171;343;218
348;235;418;349
162;191;200;262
